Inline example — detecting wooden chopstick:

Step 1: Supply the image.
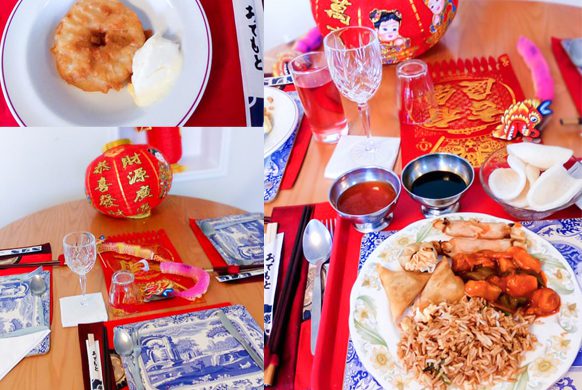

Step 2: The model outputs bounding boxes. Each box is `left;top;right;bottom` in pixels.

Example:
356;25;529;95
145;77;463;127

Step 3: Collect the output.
0;261;61;269
265;205;313;386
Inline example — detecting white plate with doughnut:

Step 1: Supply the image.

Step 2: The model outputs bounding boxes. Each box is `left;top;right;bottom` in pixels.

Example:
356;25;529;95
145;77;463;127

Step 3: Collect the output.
0;0;212;126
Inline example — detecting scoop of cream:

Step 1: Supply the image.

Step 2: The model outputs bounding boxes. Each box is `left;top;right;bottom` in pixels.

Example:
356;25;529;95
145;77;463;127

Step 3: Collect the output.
129;34;183;107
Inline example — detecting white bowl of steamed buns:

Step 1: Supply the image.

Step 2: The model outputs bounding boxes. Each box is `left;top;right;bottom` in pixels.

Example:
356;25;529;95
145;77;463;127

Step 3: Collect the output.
480;143;582;220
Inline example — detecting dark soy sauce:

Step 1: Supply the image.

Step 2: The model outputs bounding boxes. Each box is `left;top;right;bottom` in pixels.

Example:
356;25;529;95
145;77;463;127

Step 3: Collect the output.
411;171;467;199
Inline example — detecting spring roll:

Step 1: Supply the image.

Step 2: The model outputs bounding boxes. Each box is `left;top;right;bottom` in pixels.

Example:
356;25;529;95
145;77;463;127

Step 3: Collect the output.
510;223;527;248
440;238;513;256
433;218;511;239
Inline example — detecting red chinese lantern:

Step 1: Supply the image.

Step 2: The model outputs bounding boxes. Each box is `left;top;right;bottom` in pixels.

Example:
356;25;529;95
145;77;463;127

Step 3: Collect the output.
85;140;173;219
137;127;183;165
310;0;458;64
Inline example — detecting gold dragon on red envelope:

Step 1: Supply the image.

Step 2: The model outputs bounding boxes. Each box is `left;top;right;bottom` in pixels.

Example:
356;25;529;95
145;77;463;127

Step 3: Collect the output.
401;55;525;167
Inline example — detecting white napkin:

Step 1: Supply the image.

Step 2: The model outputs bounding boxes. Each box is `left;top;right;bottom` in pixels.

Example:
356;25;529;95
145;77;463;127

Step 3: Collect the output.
324;136;401;179
60;293;108;328
0;329;50;380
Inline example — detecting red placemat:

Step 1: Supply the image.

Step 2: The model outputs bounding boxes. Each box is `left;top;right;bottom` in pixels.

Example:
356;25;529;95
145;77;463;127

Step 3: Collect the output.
400;55;525;167
268;170;580;389
551;37;582;115
280;85;313;190
98;230;203;313
0;0;246;126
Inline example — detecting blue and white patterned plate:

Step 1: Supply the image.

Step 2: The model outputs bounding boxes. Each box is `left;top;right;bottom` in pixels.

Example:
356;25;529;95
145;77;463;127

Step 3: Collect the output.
347;214;582;390
117;305;263;390
196;213;264;267
264;92;304;203
0;270;51;356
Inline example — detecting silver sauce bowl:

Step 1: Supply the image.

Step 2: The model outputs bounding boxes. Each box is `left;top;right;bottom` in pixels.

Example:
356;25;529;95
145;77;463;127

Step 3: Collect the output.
329;167;401;233
401;153;474;218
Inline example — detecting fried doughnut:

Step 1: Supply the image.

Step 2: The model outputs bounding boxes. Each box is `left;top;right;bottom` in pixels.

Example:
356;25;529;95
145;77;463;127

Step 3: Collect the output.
51;0;146;93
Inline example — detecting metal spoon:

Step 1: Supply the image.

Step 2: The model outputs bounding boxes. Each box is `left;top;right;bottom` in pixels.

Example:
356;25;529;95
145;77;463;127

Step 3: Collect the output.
29;275;47;296
113;328;144;390
302;219;332;355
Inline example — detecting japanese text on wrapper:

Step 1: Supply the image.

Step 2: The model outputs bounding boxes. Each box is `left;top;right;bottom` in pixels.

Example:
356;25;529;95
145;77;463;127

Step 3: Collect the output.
264;252;274;290
245;6;262;71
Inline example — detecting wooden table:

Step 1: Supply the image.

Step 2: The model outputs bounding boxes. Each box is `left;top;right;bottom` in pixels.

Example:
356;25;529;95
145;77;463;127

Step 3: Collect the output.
265;0;582;216
0;195;263;389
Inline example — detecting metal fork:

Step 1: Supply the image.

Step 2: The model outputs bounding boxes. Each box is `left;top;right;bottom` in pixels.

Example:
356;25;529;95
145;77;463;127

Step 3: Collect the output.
323;218;336;241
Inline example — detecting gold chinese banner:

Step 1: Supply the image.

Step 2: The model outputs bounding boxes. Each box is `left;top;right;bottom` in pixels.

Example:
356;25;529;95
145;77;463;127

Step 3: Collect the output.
400;55;525;166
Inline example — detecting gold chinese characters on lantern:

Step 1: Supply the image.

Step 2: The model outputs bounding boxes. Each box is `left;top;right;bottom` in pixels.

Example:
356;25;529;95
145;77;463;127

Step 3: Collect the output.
85;140;173;218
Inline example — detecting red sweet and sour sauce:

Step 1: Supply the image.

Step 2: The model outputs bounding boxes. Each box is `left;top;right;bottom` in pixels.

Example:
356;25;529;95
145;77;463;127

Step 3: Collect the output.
337;181;396;215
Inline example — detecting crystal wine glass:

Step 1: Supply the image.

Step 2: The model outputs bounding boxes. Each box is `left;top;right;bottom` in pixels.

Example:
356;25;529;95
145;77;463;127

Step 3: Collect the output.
63;232;96;305
324;26;383;164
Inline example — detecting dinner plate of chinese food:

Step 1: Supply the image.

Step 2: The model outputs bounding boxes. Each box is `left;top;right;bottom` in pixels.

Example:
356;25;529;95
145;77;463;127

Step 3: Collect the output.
349;213;582;389
1;0;211;126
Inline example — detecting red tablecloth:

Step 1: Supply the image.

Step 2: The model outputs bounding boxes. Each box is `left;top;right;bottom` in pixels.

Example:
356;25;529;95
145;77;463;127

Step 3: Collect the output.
0;0;247;126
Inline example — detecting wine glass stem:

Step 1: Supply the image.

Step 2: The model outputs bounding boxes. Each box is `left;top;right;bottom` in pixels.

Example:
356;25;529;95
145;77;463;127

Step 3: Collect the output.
79;274;87;305
358;102;374;152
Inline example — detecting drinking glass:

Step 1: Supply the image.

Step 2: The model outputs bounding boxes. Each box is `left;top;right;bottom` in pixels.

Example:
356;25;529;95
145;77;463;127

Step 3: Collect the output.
63;232;96;305
109;270;139;308
324;26;383;164
396;59;438;125
289;52;348;143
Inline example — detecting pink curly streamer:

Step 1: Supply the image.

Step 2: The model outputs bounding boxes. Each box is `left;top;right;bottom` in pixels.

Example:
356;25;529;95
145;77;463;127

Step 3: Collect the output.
517;36;554;101
160;262;210;300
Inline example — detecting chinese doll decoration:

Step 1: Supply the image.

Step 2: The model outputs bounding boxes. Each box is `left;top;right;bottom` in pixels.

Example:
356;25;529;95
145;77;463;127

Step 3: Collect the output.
85;140;173;219
310;0;458;64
